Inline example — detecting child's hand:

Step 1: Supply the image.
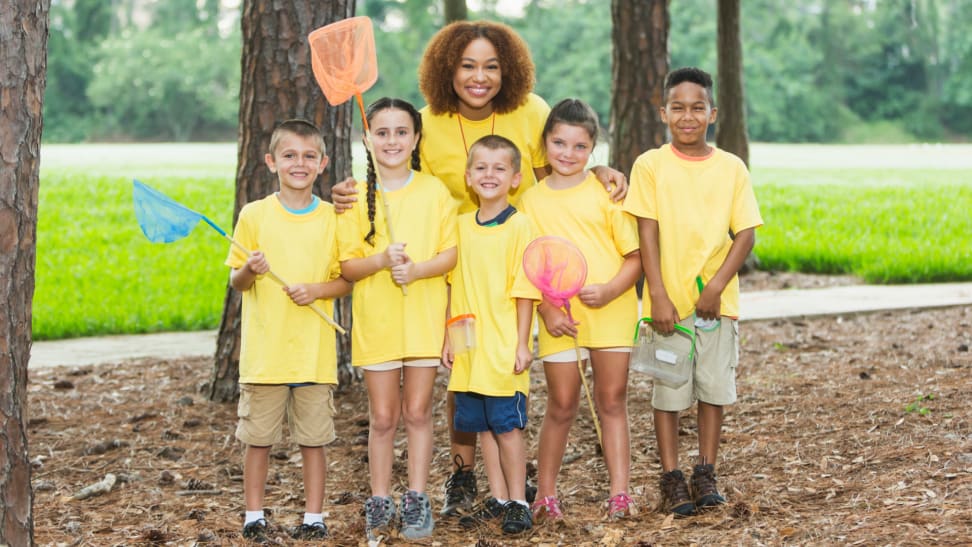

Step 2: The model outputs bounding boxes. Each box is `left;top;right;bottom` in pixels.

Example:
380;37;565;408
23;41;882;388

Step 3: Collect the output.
383;242;408;269
592;165;628;202
441;335;454;370
649;294;679;334
695;285;722;321
245;251;270;275
331;177;358;213
578;283;613;308
514;343;532;374
390;256;416;286
283;283;317;306
537;299;578;338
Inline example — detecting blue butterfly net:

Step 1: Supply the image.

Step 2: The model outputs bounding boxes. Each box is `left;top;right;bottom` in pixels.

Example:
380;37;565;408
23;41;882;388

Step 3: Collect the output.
132;180;223;243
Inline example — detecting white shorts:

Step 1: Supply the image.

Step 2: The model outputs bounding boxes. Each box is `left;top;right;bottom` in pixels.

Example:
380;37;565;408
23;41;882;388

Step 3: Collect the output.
359;358;440;372
542;346;630;363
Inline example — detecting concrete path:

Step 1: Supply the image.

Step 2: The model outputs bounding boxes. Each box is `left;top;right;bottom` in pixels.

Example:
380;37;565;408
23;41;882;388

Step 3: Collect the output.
28;283;972;369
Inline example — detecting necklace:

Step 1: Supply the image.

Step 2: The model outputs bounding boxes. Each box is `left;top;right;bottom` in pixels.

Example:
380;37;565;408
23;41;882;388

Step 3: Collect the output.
457;112;497;156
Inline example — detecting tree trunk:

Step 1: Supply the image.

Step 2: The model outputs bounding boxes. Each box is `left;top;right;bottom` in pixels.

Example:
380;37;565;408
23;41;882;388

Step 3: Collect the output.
0;1;49;544
444;0;467;23
609;0;669;178
715;0;749;167
208;0;355;402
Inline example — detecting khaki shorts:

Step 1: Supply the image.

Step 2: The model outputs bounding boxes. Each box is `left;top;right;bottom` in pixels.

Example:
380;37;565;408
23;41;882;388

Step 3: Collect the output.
542;346;630;363
651;317;738;412
235;383;336;447
360;358;440;372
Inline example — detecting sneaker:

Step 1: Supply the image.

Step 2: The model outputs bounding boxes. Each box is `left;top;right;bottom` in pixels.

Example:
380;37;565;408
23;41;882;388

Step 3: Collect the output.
691;463;727;508
364;495;397;541
291;521;328;540
400;490;434;539
606;492;636;519
659;469;696;517
241;518;269;543
501;501;533;534
525;480;538;504
530;496;564;521
441;455;478;516
458;496;505;528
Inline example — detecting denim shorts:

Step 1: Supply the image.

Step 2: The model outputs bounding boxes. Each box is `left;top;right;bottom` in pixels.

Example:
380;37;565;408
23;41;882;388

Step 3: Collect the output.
453;391;528;434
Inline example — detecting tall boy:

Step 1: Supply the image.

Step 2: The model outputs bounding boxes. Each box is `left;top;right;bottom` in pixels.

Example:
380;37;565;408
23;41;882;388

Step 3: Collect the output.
623;68;763;516
441;135;539;534
226;119;352;541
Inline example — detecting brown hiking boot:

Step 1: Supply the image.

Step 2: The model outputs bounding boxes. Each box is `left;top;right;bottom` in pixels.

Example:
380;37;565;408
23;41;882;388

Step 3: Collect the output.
690;463;727;508
658;469;696;517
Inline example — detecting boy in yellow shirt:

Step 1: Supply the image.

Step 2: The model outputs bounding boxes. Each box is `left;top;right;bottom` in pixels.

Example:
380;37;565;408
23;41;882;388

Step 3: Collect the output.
225;119;351;541
441;135;540;534
623;68;763;516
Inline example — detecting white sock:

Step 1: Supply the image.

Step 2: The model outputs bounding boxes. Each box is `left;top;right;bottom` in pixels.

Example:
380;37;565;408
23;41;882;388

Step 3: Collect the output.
244;510;265;525
494;497;508;505
513;499;529;508
303;512;323;525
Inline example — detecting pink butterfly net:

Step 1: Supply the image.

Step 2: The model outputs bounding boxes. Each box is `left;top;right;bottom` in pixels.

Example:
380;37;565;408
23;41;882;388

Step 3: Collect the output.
522;236;587;319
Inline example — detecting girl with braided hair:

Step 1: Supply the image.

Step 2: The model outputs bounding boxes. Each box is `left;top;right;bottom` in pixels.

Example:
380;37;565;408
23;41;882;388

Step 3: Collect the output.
336;97;458;542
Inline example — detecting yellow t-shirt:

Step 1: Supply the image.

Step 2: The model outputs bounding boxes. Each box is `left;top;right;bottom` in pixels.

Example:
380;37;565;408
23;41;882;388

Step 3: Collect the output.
518;172;640;356
419;93;551;213
225;194;342;384
336;172;458;366
622;144;763;319
447;211;540;397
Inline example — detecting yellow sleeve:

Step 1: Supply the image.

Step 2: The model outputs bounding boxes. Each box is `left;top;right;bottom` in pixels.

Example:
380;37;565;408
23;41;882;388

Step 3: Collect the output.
610;205;641;256
622;154;657;220
729;166;764;234
437;186;459;253
336;182;368;262
510;215;541;301
226;202;257;268
528;95;551;169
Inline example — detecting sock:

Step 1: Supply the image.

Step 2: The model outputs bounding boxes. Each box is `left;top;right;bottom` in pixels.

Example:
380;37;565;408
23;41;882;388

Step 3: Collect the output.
495;498;508;505
513;499;529;509
244;510;265;525
303;512;323;526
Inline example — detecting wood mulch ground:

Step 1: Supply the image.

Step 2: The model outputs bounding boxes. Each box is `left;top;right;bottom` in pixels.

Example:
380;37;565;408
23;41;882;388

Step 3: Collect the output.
29;272;972;546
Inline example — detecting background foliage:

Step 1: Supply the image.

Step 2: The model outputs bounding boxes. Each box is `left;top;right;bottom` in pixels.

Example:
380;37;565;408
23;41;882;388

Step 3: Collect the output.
44;0;972;144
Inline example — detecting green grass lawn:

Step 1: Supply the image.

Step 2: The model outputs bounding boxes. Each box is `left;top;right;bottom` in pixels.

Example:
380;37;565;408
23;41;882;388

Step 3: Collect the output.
34;144;972;340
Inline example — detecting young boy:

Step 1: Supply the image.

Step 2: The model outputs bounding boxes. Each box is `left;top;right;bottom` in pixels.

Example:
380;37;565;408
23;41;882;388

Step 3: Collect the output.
226;119;352;541
623;67;763;516
441;135;540;534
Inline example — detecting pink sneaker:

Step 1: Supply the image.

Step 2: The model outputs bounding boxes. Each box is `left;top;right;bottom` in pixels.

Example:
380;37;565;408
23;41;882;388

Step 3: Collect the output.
607;492;636;519
530;496;564;521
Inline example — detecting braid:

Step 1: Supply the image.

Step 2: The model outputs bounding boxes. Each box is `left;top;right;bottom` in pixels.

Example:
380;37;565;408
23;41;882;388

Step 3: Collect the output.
365;148;377;246
411;143;421;171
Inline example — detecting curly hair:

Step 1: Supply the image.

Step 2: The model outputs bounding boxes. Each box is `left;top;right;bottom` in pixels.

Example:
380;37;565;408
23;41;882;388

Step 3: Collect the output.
663;67;715;106
363;98;422;246
418;20;535;116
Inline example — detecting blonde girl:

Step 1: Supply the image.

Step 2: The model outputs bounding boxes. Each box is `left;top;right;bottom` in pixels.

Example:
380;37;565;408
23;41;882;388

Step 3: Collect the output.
517;98;641;520
336;98;458;541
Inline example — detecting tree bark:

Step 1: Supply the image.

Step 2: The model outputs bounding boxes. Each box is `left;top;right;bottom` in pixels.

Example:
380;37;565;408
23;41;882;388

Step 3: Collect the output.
715;0;749;167
208;0;355;402
444;0;467;23
609;0;669;178
0;1;49;544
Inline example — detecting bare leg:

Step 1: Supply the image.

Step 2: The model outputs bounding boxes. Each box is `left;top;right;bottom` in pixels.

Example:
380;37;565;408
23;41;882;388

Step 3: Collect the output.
480;431;508;500
590;350;630;496
300;445;326;513
448;391;478;470
697;401;724;466
365;369;402;497
535;361;581;500
243;445;270;511
654;409;680;472
495;429;526;502
402;365;437;492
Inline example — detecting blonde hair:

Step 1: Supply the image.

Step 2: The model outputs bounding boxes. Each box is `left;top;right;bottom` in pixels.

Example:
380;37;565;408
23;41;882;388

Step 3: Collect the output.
466;135;521;172
268;119;326;157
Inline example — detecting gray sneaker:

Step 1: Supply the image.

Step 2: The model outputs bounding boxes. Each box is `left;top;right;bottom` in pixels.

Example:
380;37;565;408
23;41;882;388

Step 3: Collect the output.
400;490;434;539
364;495;397;541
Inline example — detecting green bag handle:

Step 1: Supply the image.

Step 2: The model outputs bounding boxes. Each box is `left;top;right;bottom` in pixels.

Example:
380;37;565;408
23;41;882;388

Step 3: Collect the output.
633;317;696;361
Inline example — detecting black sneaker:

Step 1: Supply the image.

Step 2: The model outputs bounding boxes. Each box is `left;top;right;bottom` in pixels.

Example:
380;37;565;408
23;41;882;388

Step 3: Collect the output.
291;521;328;540
441;455;478;517
659;469;696;517
691;463;727;508
501;501;532;534
242;518;269;543
525;480;537;504
458;496;505;528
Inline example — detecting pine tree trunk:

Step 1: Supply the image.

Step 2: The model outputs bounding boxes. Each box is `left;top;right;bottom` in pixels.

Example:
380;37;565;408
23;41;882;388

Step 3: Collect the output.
715;0;750;167
609;0;669;178
0;1;49;543
444;0;468;23
208;0;355;403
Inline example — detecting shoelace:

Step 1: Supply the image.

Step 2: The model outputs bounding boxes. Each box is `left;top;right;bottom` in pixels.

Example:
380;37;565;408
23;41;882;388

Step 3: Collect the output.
532;496;563;518
401;494;423;525
366;498;390;527
608;493;633;514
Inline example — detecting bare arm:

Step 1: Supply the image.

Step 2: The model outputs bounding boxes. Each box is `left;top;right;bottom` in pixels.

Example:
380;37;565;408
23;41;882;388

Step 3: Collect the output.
637;217;677;334
230;251;269;292
441;283;454;369
330;177;358;213
577;250;642;308
695;228;756;320
283;276;352;306
514;298;535;374
591;164;629;202
391;247;458;286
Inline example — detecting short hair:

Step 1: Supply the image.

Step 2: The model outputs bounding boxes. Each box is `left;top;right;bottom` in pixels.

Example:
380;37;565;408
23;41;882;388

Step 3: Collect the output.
268;119;325;157
418;20;535;116
466;134;521;173
542;98;601;144
663;67;715;106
